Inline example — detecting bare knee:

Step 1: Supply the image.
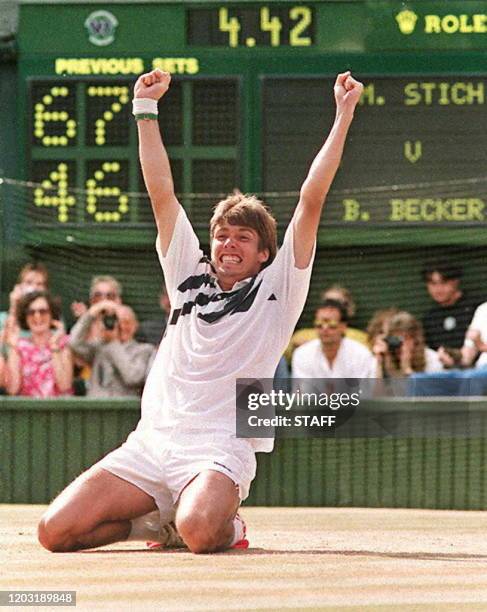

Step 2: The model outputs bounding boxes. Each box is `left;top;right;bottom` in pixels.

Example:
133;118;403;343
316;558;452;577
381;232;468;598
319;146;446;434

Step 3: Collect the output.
176;511;227;554
37;510;79;552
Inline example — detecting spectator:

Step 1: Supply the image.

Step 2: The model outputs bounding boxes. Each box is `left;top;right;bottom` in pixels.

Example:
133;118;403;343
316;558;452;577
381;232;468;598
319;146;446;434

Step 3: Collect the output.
366;307;400;349
292;299;375;378
285;284;368;361
372;311;443;378
135;285;171;346
70;275;124;394
69;300;154;397
460;301;487;369
70;275;122;329
3;290;73;397
0;262;50;341
421;261;478;351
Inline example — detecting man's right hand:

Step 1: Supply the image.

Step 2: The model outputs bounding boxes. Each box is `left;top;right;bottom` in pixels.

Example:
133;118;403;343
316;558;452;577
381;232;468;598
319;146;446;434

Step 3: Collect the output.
134;69;171;100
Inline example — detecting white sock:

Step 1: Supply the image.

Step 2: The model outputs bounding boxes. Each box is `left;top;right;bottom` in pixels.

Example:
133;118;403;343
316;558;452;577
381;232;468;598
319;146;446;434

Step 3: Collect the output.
127;512;161;542
229;515;245;546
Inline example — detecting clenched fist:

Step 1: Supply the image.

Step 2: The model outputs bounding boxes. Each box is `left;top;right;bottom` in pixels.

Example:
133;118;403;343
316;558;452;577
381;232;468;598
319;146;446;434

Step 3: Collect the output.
134;69;171;101
334;71;364;116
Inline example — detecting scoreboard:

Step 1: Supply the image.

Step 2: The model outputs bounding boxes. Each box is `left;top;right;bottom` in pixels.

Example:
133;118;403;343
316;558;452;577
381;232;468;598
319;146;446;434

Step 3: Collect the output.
18;0;487;245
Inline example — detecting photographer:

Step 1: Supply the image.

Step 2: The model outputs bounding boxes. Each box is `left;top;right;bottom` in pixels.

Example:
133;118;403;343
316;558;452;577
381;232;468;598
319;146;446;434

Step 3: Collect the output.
372;311;443;378
69;300;154;398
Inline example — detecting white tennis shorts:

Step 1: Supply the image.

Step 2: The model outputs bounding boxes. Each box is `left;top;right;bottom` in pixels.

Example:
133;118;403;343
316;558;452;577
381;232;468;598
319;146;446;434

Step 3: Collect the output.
96;422;257;522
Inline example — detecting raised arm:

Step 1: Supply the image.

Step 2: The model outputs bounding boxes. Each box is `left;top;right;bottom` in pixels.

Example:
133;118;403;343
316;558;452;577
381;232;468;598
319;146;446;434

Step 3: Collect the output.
134;69;181;255
292;71;363;268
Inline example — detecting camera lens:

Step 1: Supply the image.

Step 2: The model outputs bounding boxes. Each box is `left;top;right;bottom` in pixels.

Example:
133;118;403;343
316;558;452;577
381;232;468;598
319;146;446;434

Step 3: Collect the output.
102;313;118;330
385;335;403;351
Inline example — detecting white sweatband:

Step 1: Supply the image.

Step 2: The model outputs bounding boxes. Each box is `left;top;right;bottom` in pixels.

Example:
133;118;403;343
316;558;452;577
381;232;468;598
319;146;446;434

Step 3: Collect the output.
132;98;158;116
463;339;476;349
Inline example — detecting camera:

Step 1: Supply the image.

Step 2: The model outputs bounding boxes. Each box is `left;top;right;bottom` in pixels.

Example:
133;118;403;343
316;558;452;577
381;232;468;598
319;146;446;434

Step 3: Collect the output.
101;311;118;330
384;335;403;351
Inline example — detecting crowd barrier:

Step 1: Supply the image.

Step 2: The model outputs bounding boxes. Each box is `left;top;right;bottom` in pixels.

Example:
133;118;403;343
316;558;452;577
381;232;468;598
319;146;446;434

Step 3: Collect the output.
1;397;486;509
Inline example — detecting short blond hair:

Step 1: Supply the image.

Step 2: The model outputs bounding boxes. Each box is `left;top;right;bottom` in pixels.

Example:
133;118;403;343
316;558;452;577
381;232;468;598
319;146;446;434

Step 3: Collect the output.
210;191;277;267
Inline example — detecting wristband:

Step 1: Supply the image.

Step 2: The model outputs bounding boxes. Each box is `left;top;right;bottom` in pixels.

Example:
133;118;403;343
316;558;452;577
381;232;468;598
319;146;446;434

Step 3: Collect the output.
132;98;158;117
464;339;476;349
134;113;158;121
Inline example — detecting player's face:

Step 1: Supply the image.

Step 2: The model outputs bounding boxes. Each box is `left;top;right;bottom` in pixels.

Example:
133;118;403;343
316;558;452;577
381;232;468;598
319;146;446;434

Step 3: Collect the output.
426;272;460;306
211;223;269;290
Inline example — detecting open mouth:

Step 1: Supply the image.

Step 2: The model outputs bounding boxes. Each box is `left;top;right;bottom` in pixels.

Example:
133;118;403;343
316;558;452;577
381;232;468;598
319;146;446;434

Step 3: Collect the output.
220;255;242;264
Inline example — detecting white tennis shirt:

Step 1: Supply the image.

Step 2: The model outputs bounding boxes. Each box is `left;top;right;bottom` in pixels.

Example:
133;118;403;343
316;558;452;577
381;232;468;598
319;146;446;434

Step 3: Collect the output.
140;207;314;452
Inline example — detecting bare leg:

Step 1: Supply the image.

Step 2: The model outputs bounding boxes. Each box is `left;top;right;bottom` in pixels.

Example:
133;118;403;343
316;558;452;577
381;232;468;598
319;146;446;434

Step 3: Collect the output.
175;470;240;554
38;466;157;552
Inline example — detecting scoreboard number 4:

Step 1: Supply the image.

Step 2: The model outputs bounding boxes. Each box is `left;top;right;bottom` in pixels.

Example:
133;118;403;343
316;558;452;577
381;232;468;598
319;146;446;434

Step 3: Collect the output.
216;6;312;47
33;161;130;224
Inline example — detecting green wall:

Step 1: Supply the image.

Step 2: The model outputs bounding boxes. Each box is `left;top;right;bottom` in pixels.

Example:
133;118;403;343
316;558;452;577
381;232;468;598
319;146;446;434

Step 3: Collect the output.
2;397;487;509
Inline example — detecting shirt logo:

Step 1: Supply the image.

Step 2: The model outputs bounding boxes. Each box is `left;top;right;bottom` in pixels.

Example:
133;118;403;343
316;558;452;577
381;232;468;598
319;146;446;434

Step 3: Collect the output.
444;316;457;331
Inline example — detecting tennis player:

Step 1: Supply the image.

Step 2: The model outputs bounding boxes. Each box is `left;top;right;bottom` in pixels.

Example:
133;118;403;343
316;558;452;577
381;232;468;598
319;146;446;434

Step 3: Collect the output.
38;69;363;553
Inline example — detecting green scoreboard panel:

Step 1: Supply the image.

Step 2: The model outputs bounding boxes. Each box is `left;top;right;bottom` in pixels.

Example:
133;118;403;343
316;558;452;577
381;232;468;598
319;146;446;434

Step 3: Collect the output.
263;76;487;225
28;77;240;228
17;0;487;245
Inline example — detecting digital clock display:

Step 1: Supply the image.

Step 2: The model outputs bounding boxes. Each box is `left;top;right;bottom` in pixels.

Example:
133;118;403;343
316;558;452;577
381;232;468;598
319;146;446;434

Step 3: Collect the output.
187;5;314;48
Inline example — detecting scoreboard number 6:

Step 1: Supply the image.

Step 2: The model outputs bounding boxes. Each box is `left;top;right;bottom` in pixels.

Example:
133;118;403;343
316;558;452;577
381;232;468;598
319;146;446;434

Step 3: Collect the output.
33;86;77;146
86;161;130;223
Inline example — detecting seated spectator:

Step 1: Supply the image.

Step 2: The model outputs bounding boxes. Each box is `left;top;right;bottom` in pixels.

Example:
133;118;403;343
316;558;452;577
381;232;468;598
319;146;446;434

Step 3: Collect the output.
292;299;375;379
372;311;443;378
70;275;124;394
366;307;400;349
135;284;171;346
421;261;479;351
459;301;487;369
286;284;368;361
70;275;123;335
0;262;50;342
322;285;368;345
3;290;73;397
69;300;154;397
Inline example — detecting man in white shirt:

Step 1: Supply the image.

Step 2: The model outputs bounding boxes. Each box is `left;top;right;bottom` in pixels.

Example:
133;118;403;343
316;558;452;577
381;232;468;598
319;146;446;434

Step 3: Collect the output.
38;69;364;554
292;299;375;379
461;302;487;368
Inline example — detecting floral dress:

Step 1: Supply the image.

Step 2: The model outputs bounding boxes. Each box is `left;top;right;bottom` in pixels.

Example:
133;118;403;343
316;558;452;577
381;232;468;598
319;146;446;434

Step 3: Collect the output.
17;335;73;397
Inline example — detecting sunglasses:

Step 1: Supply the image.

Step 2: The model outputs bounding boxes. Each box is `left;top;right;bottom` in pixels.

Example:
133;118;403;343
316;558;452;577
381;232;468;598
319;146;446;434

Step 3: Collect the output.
91;291;117;301
314;319;340;329
27;307;50;317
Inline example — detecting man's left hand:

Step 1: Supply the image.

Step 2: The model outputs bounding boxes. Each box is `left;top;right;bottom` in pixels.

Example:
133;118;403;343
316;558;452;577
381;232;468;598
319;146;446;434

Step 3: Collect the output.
334;71;363;117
